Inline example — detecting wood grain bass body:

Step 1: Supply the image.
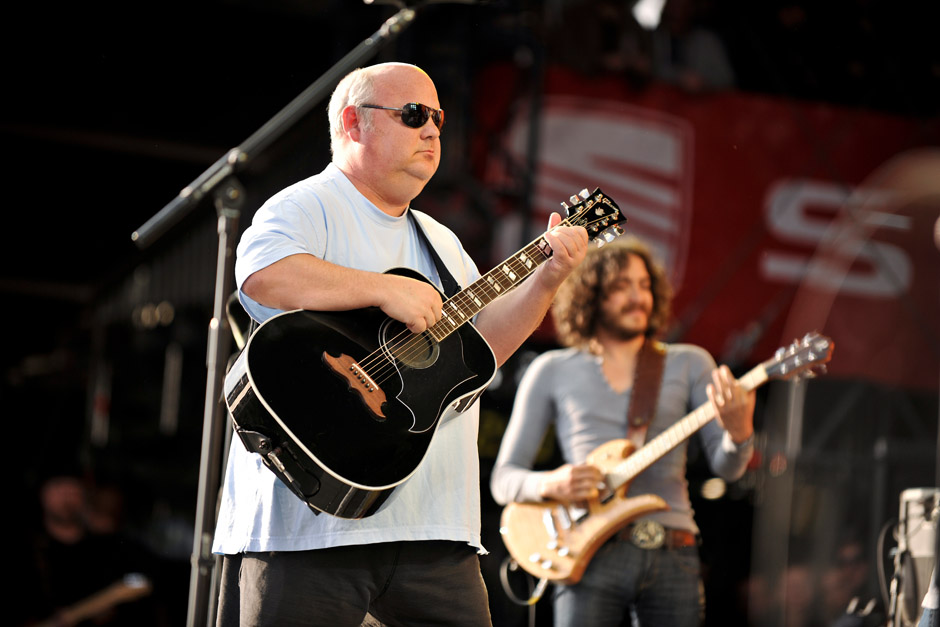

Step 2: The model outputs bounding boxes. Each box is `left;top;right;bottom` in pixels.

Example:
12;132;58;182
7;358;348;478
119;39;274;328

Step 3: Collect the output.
499;439;668;584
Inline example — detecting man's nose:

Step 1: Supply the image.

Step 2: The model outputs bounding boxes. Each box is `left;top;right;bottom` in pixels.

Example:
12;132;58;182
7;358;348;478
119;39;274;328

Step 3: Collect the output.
421;118;440;139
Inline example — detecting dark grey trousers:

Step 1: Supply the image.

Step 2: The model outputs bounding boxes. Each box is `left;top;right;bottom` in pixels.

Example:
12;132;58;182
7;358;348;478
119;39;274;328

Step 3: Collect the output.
217;540;492;627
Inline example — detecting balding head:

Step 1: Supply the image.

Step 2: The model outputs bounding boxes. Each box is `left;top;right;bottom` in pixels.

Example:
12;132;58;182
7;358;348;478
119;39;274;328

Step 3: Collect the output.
327;63;441;215
328;63;430;156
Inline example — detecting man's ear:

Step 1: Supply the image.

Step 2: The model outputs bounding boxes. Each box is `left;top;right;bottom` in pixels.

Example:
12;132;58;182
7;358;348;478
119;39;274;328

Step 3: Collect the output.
342;105;362;142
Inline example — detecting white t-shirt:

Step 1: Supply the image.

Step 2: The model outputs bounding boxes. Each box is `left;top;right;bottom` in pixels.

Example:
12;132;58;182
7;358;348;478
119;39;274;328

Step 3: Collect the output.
212;163;486;554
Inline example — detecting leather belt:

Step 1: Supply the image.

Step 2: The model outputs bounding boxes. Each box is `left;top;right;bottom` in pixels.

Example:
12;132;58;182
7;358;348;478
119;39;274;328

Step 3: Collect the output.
618;520;698;550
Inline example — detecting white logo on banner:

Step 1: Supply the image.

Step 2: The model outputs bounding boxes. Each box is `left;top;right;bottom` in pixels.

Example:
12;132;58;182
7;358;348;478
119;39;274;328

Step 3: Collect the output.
499;96;694;286
761;178;913;298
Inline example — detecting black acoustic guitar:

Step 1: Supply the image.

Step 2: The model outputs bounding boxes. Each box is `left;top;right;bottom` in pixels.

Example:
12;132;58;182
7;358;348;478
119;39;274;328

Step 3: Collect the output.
224;189;625;519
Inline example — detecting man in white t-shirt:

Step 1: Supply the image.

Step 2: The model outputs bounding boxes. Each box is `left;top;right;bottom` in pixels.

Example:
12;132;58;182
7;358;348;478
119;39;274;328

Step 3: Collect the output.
212;62;588;626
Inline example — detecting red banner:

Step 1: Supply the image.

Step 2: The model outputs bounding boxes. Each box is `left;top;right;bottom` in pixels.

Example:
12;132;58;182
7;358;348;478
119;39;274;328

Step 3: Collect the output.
475;65;940;389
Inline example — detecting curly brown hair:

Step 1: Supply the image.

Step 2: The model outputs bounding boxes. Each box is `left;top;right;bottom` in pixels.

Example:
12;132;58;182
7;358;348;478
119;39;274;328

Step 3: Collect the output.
551;236;673;348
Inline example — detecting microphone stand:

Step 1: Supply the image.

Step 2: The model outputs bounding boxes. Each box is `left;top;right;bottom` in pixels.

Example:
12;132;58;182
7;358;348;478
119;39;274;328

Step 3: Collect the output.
129;5;421;626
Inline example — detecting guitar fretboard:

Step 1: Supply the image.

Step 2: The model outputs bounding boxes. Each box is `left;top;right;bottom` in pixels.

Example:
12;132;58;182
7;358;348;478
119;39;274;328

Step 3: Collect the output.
420;190;621;343
426;230;563;342
607;363;769;488
428;238;551;342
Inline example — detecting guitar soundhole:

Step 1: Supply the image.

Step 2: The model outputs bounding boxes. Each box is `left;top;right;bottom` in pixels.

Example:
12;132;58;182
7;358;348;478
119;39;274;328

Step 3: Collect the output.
379;320;440;370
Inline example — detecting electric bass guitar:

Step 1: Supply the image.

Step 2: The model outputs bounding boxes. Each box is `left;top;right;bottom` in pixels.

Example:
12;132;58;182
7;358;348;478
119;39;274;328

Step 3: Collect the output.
224;189;625;519
499;332;834;584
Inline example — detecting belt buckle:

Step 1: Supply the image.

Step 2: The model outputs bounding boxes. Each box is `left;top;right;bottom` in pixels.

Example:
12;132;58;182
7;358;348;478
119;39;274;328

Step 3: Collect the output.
630;520;666;549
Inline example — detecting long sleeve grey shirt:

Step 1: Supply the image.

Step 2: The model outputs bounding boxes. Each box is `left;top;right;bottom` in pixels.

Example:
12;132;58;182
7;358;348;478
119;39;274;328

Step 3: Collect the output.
490;344;754;533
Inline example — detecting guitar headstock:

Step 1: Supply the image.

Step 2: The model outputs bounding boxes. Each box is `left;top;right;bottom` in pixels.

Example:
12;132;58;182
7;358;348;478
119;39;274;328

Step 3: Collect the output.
763;332;834;381
563;188;627;247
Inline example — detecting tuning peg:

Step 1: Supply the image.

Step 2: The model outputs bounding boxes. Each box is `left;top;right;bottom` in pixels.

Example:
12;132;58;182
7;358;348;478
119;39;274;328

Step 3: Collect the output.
590;225;624;249
569;194;580;205
602;229;620;243
560;201;569;210
579;189;589;199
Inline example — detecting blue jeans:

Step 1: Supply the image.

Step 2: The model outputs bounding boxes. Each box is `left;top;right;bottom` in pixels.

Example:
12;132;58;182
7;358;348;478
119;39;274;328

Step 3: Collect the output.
553;537;703;627
920;608;938;627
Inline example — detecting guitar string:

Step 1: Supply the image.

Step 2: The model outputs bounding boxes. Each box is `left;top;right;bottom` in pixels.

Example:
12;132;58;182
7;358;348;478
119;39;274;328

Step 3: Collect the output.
351;217;569;376
558;406;713;535
611;361;785;484
352;206;619;386
349;227;561;384
347;247;541;386
365;205;622;376
353;211;592;380
355;209;619;385
356;239;552;384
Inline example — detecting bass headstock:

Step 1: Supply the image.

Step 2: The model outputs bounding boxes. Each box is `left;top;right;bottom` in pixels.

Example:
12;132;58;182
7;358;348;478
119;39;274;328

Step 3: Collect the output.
763;332;834;381
563;188;627;247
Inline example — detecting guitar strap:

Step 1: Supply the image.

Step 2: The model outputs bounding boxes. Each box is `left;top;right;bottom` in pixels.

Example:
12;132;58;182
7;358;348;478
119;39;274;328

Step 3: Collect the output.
234;211;461;349
626;339;667;447
409;210;462;299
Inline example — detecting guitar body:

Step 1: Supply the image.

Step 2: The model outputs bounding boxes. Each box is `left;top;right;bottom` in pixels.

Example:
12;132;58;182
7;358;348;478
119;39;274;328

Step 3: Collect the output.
224;267;497;519
500;439;669;584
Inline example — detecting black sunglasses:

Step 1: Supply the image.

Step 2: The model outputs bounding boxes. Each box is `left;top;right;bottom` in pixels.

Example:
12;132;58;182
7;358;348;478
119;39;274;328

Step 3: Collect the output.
359;102;445;131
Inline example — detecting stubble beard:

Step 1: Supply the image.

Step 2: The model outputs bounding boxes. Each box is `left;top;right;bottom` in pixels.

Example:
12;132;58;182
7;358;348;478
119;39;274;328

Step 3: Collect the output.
602;306;651;342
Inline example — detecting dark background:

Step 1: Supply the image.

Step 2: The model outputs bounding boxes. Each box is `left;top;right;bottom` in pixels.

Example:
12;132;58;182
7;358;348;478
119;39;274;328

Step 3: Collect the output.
3;1;938;625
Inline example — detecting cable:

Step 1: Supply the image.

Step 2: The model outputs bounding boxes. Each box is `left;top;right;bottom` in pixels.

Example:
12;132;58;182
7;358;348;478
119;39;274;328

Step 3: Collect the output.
878;517;898;615
499;555;550;607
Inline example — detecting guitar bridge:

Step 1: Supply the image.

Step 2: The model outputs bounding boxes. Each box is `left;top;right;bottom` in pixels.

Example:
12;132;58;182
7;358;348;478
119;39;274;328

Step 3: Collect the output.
322;351;388;420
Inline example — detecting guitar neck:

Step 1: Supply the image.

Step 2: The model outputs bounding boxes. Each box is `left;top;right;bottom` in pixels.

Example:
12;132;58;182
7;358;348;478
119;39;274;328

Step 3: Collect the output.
607;362;769;489
427;233;556;341
421;189;624;342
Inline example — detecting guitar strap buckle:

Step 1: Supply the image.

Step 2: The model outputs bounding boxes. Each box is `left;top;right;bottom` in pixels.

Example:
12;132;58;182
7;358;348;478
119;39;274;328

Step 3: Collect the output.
629;520;666;549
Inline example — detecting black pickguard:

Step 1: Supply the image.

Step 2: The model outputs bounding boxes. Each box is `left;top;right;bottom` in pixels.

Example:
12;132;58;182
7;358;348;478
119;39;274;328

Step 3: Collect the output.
232;268;496;490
